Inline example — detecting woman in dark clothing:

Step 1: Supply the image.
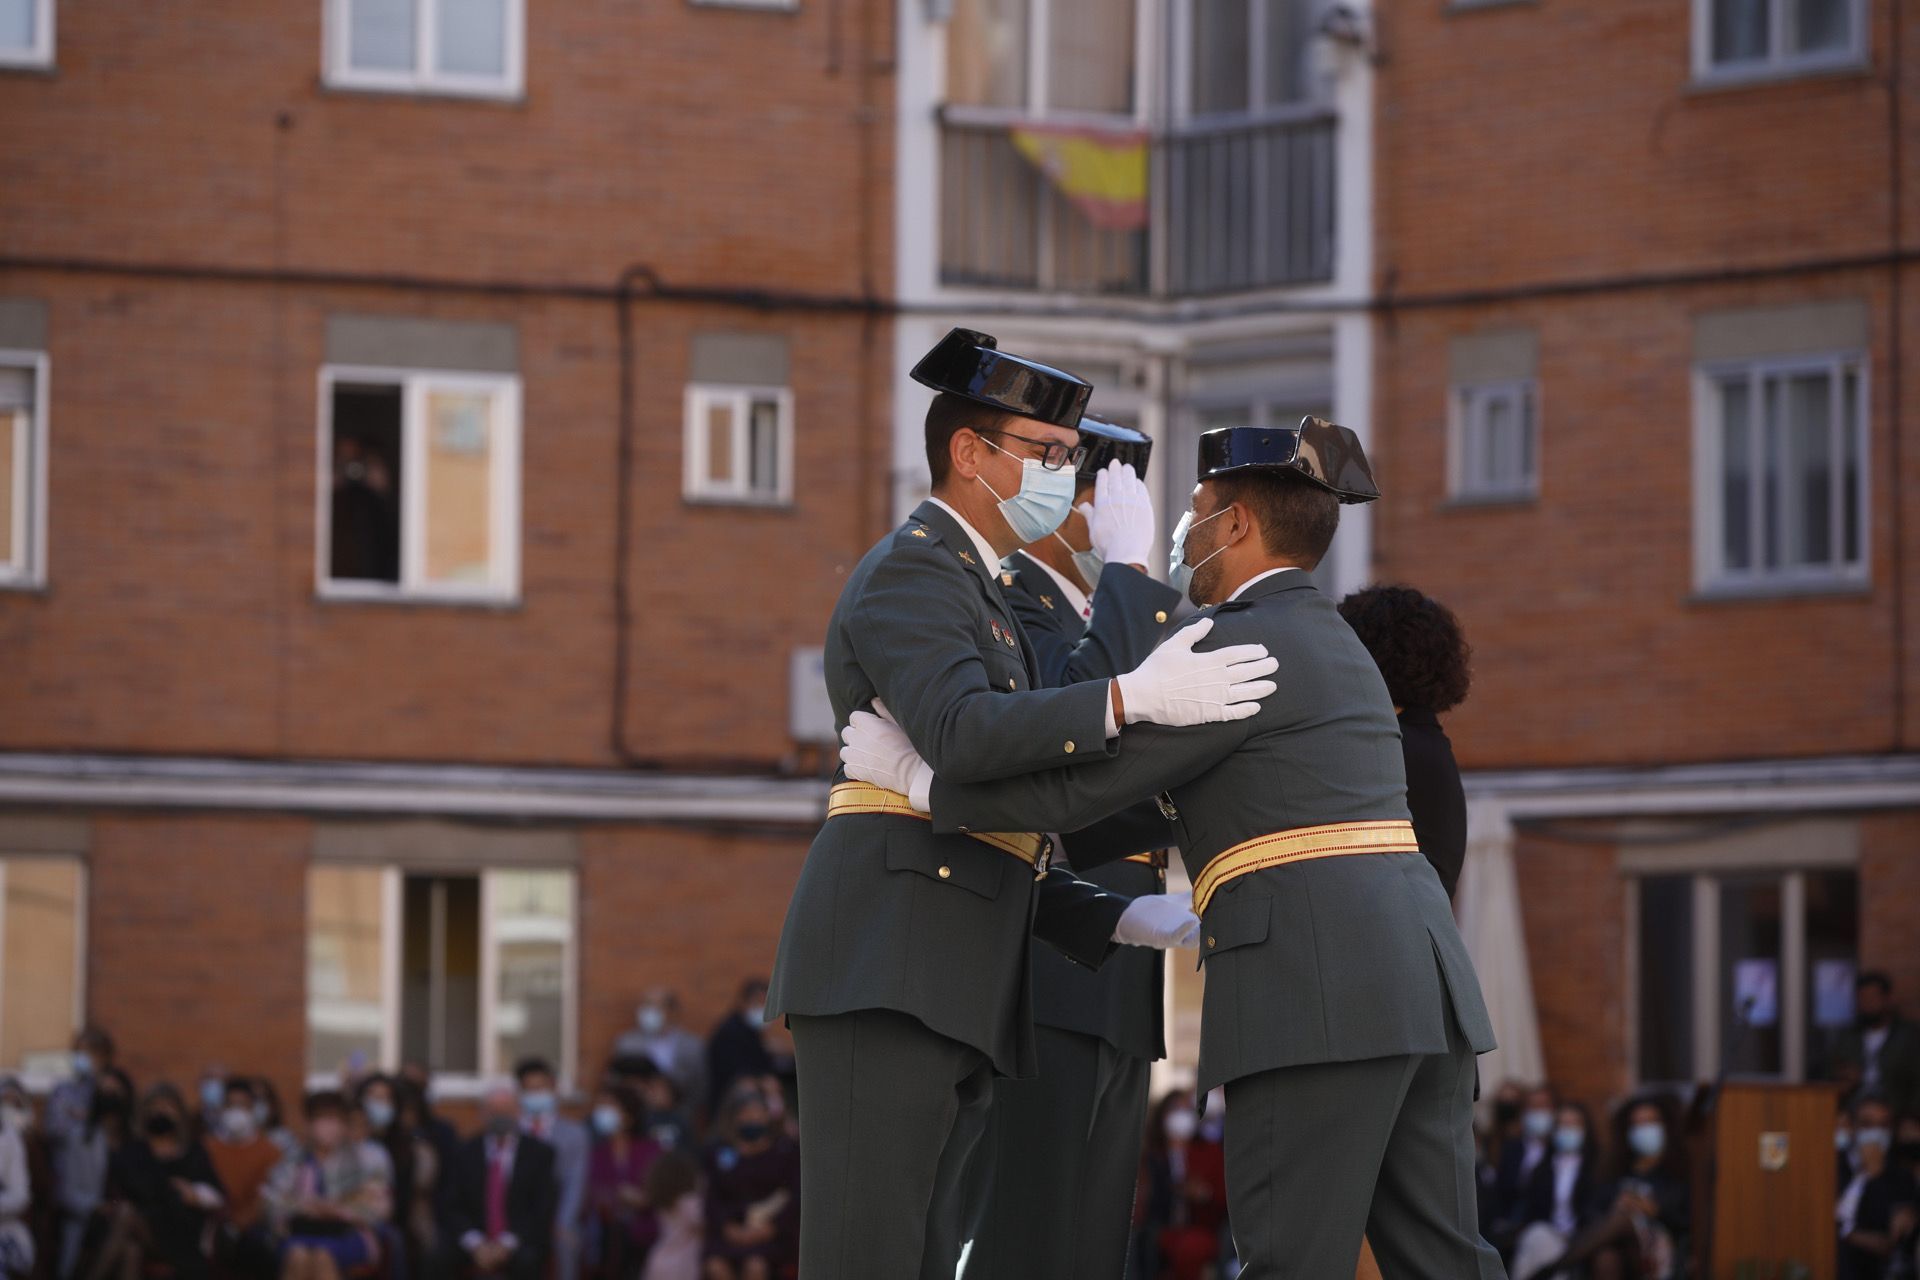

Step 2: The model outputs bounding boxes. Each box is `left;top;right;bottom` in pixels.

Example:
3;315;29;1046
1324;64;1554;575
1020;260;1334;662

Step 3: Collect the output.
96;1086;226;1280
1337;585;1474;898
700;1087;796;1280
1546;1096;1690;1280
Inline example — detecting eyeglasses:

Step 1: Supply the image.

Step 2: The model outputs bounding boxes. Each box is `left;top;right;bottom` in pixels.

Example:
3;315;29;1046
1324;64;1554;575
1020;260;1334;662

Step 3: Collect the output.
983;429;1088;473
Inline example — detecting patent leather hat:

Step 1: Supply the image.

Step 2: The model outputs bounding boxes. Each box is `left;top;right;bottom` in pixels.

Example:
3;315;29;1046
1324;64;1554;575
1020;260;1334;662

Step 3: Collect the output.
910;328;1093;430
1075;417;1153;484
1196;418;1380;503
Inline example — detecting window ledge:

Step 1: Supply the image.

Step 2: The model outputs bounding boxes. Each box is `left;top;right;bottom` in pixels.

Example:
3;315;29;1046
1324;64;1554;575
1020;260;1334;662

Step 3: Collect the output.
0;58;56;76
681;494;797;512
0;579;49;594
1446;0;1536;12
1689;577;1872;605
316;585;523;611
1687;57;1871;96
319;77;526;107
688;0;801;12
1439;492;1538;511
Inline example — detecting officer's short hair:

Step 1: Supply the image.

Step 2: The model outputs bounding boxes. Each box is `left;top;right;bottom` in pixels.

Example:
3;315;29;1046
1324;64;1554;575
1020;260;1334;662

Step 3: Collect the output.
925;393;1013;489
1210;471;1340;568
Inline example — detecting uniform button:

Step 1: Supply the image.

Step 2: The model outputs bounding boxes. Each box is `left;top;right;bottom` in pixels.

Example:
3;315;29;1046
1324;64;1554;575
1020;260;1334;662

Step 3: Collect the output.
1155;610;1168;623
938;866;952;879
1207;936;1217;948
1063;741;1076;754
957;825;971;834
1008;678;1016;690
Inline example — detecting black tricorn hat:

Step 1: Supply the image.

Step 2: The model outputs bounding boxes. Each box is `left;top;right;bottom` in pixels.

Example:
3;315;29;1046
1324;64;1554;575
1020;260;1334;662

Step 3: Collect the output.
909;328;1092;430
1196;418;1380;504
1076;417;1153;485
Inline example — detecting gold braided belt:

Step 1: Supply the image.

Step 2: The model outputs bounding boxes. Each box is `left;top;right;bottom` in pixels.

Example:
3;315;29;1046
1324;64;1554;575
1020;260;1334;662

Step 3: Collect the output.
1124;850;1169;869
1191;819;1420;915
827;782;1053;877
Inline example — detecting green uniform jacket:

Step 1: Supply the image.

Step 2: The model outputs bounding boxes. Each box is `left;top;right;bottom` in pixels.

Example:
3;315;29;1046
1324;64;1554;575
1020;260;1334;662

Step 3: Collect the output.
1003;551;1183;1062
927;570;1497;1093
767;502;1169;1079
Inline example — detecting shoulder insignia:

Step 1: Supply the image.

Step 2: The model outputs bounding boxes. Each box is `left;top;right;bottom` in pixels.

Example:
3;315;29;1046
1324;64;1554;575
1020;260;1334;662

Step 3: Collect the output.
1039;594;1055;610
957;550;976;566
911;527;929;538
1000;572;1015;587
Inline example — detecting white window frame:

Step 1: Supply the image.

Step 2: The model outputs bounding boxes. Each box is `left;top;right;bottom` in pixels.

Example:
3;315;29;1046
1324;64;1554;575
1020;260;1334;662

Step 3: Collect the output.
682;383;796;506
0;350;49;589
1691;0;1868;84
942;0;1155;127
1169;0;1328;126
0;856;89;1092
322;0;526;100
306;866;578;1096
1691;350;1868;595
1448;379;1539;503
0;0;53;68
316;365;522;605
1626;850;1856;1089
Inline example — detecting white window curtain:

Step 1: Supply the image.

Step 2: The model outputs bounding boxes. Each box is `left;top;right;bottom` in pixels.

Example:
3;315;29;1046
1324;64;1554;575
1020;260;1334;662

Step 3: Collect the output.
1455;801;1545;1103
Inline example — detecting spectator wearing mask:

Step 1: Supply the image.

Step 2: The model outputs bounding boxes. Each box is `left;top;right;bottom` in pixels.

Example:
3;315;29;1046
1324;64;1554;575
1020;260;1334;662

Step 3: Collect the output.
395;1065;457;1170
206;1079;283;1248
252;1081;296;1159
442;1087;555;1280
704;983;774;1114
1546;1096;1689;1280
1490;1084;1559;1251
1836;974;1920;1122
263;1091;392;1280
56;1066;133;1280
1140;1090;1227;1280
97;1085;226;1280
636;1154;701;1280
193;1069;229;1143
1509;1103;1602;1280
1838;1095;1919;1280
513;1060;586;1280
1336;585;1472;897
699;1086;797;1280
0;1078;32;1280
47;1029;115;1278
584;1084;662;1278
613;994;705;1122
630;1071;693;1158
355;1075;436;1277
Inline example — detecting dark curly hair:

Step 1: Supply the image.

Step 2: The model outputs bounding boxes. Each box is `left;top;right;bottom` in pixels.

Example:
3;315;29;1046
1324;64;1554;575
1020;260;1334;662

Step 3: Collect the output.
1337;585;1472;713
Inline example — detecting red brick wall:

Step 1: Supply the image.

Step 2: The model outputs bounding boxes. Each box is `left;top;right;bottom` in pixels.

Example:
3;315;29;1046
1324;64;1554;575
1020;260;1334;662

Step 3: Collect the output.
1514;828;1631;1111
1859;811;1920;1004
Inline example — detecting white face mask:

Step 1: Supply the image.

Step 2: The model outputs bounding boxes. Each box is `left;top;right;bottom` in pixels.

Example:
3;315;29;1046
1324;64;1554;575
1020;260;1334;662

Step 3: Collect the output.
1163;1110;1197;1142
638;1006;666;1035
978;437;1078;544
221;1107;257;1142
1168;507;1229;600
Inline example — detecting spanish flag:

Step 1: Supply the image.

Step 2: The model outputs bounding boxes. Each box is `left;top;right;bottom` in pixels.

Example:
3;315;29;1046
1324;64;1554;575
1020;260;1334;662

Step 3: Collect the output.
1009;122;1149;233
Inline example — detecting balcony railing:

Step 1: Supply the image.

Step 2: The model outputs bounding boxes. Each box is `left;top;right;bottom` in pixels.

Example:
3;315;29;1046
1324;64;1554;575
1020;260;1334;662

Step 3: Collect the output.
938;110;1337;298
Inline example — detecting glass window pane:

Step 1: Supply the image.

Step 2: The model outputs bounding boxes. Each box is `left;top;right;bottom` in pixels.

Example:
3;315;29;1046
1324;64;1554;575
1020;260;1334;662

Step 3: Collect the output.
437;0;508;77
947;0;1029;109
349;0;417;72
1805;869;1858;1081
422;387;495;586
1711;0;1770;64
1842;367;1862;565
1483;394;1512;491
1262;0;1312;106
1518;387;1536;485
1048;0;1134;113
490;870;570;1075
1795;0;1851;55
748;398;781;495
0;410;18;569
706;399;736;487
1189;0;1251;115
1784;370;1832;566
308;865;387;1077
1;860;80;1073
1720;377;1751;572
1638;875;1694;1083
0;0;33;53
1762;376;1782;569
330;384;404;584
1719;875;1784;1078
401;876;480;1075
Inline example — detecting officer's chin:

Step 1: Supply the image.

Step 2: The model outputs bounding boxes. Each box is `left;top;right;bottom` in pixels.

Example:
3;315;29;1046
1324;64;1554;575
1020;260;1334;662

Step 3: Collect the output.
1187;570;1220;610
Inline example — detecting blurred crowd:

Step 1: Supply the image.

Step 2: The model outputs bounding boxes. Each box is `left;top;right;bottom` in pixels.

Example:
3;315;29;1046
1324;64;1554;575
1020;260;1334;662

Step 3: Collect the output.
0;980;800;1280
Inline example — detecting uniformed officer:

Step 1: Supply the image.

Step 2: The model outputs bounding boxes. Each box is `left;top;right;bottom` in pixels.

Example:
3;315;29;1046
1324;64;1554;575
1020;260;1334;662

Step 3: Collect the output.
765;330;1283;1280
842;418;1508;1279
963;420;1184;1280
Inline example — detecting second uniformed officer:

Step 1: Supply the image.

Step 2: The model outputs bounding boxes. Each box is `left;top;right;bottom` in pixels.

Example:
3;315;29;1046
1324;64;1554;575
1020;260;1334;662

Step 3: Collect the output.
766;330;1282;1280
963;420;1183;1280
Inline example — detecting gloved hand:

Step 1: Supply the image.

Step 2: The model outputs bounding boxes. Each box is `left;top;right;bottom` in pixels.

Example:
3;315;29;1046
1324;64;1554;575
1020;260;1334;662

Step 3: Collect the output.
1113;617;1278;726
1112;892;1201;949
839;701;934;811
1077;460;1156;570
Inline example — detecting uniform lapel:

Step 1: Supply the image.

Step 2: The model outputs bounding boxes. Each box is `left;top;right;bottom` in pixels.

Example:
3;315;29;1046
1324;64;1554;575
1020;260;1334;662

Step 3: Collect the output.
912;501;1038;685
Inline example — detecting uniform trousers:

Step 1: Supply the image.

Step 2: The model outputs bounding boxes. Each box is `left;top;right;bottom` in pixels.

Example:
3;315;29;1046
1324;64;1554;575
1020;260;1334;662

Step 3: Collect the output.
962;1024;1152;1280
1223;1009;1507;1279
788;1008;995;1280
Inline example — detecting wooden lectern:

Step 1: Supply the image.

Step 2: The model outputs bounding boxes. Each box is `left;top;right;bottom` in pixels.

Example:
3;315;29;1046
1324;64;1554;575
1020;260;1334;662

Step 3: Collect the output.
1709;1081;1842;1280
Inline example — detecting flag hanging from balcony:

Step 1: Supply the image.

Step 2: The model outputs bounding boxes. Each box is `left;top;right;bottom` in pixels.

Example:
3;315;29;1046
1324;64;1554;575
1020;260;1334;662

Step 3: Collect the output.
1009;123;1149;233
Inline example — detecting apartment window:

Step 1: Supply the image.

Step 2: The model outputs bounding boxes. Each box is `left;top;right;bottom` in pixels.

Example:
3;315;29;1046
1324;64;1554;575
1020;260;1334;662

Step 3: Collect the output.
0;857;85;1085
1184;0;1317;118
1695;0;1864;80
318;366;521;602
0;353;47;587
0;0;52;67
1697;353;1866;592
307;865;574;1084
1450;382;1538;502
947;0;1138;116
683;386;793;504
1636;866;1856;1084
325;0;524;97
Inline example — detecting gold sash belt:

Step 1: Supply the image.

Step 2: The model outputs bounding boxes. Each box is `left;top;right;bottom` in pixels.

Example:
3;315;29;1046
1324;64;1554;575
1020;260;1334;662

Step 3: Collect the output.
827;782;1052;877
1192;820;1419;915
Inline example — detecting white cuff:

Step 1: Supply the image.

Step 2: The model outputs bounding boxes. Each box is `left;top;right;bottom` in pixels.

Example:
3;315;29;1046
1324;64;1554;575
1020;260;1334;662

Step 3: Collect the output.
907;760;934;813
1103;684;1120;739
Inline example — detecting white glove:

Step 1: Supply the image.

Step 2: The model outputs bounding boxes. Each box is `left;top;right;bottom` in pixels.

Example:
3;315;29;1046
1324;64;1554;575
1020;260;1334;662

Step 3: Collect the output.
839;701;934;811
1113;616;1279;727
1112;892;1201;949
1076;460;1156;569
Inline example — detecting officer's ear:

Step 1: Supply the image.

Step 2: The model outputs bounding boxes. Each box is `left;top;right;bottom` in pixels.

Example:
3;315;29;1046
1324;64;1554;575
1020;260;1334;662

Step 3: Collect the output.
950;427;996;483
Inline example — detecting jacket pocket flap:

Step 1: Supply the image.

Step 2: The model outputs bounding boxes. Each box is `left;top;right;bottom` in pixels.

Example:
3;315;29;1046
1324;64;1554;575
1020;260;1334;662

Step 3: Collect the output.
1200;893;1271;964
886;830;1006;901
